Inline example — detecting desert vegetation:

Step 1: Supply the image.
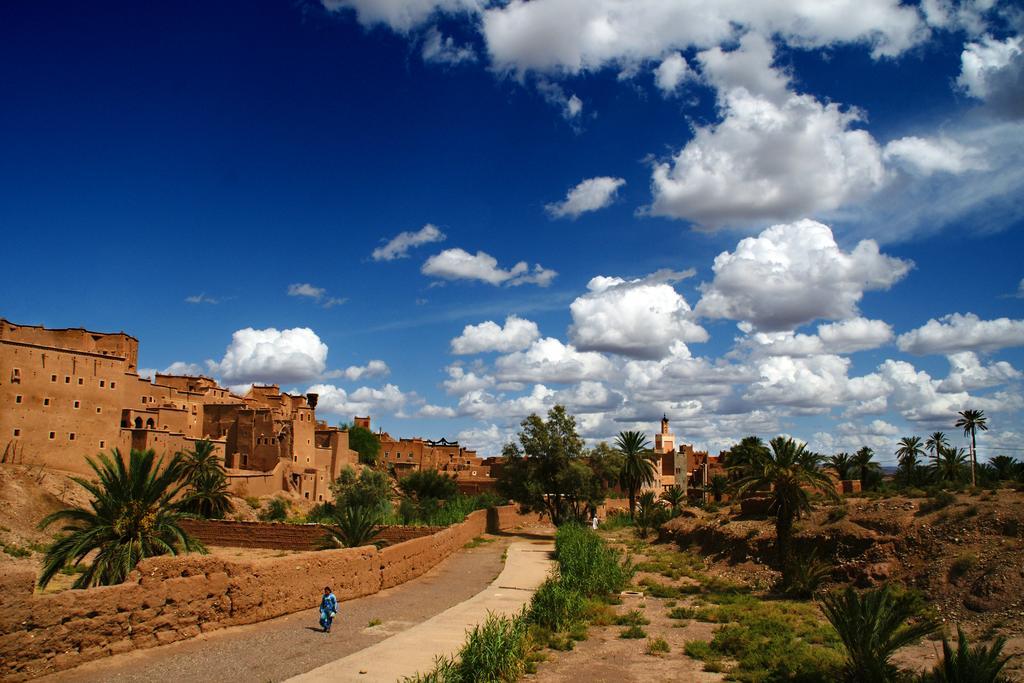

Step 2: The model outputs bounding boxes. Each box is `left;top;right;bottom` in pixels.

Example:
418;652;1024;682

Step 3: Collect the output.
404;523;634;682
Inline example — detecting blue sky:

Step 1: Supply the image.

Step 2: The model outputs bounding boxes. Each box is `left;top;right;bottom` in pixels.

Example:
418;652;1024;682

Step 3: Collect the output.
2;0;1023;463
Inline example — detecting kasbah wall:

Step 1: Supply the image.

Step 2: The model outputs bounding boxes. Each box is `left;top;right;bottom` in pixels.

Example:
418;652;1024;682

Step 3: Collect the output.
0;506;542;681
0;319;360;504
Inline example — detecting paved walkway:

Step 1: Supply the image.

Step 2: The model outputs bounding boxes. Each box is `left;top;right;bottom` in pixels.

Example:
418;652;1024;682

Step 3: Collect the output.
42;534;543;683
289;540;555;682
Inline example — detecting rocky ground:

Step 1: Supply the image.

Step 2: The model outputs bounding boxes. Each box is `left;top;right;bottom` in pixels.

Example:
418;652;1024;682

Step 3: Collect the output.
661;489;1024;635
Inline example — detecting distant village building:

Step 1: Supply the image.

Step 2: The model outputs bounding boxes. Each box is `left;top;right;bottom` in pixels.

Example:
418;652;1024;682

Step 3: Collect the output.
0;319;358;502
649;415;724;495
372;416;497;493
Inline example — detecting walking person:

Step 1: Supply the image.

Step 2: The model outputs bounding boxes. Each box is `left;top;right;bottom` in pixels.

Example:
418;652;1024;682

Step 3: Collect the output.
319;586;338;633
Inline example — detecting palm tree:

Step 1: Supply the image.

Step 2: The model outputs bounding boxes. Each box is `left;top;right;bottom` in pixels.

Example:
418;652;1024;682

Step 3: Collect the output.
988;455;1018;481
896;436;925;486
615;431;658;519
660;485;686;517
38;449;203;589
822;585;939;683
853;447;881;491
723;436;769;480
178;440;234;519
635;491;666;539
708;474;729;503
896;436;924;467
324;504;382;548
734;436;838;564
926;431;950;466
955;409;988;487
932;446;969;486
828;452;856;481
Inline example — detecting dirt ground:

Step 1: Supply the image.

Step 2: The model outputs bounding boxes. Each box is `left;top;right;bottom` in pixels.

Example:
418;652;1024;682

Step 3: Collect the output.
531;591;724;683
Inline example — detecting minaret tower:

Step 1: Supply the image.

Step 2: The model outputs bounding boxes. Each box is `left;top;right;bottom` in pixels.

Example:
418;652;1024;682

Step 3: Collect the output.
654;414;675;454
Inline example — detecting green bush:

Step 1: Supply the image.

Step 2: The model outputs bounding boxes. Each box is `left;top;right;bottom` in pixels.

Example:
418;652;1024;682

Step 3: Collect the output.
948;553;978;580
668;606;695;620
258;497;289;522
600;510;634;530
529;577;586;631
919;490;956;514
555;523;633;597
778;549;832;598
920;625;1012;682
646;637;670;654
620;624;647;639
613;609;650;626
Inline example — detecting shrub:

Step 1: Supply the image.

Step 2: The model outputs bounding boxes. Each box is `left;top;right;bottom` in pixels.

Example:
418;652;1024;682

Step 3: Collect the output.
306;502;336;524
454;611;530;682
822;585;940;683
620;625;647;639
1;542;31;558
638;577;682;599
600;510;634;530
529;577;586;631
948;553;978;580
921;625;1012;682
245;496;261;509
826;505;848;523
646;637;670;655
258;497;289;522
778;549;833;598
613;609;650;626
919;490;956;514
323;504;382;548
668;606;695;620
555;524;633;597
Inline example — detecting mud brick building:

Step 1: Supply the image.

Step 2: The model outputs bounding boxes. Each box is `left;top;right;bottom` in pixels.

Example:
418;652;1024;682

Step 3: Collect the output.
0;319;358;502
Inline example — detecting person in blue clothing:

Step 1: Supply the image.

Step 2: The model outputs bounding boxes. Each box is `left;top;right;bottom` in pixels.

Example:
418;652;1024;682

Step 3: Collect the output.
319;586;338;633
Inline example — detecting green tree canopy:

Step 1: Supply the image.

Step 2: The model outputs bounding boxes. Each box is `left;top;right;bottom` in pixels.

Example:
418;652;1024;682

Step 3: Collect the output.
398;469;458;502
342;424;381;466
497;405;607;525
330;466;391;515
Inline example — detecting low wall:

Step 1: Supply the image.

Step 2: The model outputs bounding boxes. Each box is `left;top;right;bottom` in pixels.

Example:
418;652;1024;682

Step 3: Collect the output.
0;506;543;681
179;519;442;551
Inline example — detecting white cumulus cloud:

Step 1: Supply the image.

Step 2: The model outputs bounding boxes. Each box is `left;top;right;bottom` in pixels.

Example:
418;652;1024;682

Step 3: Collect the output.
324;360;391;381
654;52;693;94
883;136;984;175
696;220;912;331
958;34;1024;118
372;224;446;261
211;327;329;384
938;352;1021;392
494;337;614;384
569;269;708;359
321;0;481;32
422;27;477;65
649;34;888;228
422;248;557;287
481;0;925;76
307;382;412;417
897;312;1024;355
451;315;541;354
546;176;626;219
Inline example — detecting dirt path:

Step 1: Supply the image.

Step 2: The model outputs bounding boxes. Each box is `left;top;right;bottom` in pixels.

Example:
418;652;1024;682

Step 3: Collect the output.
40;533;521;683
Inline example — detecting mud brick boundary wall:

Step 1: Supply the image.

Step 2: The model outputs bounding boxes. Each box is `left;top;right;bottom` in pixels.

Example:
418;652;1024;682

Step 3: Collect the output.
178;519;444;551
0;505;543;681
